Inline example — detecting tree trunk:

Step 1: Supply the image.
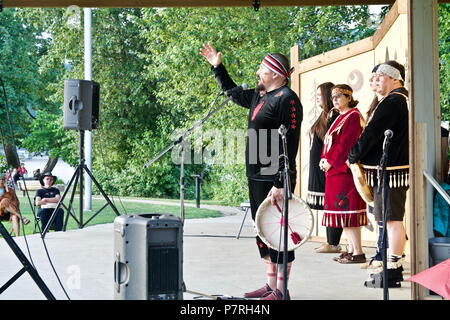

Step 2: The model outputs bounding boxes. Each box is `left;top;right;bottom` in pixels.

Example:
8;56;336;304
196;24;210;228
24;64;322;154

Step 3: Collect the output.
3;144;20;169
42;157;59;173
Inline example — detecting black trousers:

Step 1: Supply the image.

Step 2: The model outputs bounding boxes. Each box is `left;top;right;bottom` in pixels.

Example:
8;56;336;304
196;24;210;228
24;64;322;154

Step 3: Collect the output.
326;226;343;246
248;178;295;264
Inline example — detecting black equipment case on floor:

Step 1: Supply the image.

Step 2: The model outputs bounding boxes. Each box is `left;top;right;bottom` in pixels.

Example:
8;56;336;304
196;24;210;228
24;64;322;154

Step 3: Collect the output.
114;213;183;300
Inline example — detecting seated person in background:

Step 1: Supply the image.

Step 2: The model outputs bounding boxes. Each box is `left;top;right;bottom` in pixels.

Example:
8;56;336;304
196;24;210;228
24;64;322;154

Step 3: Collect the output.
6;168;14;185
33;168;41;180
35;172;64;232
0;174;30;236
13;163;27;183
9;168;17;185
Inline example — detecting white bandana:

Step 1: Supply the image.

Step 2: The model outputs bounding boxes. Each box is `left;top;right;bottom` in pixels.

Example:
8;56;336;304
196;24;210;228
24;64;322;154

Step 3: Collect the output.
377;64;403;81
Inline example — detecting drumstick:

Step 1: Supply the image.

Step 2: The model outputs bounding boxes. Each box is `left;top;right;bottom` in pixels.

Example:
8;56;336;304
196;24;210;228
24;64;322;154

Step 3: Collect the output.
274;202;302;245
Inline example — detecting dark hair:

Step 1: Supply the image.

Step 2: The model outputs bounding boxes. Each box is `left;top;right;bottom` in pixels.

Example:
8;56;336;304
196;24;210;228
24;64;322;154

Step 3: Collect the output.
331;84;359;108
367;65;381;119
310;82;335;141
367;95;379;120
384;60;405;85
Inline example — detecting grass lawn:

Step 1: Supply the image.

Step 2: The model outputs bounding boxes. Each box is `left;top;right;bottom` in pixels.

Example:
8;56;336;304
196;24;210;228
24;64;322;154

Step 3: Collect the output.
1;194;223;237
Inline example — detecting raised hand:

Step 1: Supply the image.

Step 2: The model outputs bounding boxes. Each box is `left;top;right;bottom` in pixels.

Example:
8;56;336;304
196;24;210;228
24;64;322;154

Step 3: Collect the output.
200;42;222;68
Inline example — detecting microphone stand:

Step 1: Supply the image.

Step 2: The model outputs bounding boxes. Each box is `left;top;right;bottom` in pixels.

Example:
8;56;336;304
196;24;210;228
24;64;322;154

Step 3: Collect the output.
278;126;292;300
377;134;392;300
143;94;233;224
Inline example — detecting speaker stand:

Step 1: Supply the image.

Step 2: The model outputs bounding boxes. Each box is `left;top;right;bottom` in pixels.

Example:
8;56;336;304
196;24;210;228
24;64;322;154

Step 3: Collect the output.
0;222;55;299
41;130;120;238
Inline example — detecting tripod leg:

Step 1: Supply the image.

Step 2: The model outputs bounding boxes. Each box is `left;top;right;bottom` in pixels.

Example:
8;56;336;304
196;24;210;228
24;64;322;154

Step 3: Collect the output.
0;223;55;300
0;267;26;294
83;164;120;216
65;171;82;228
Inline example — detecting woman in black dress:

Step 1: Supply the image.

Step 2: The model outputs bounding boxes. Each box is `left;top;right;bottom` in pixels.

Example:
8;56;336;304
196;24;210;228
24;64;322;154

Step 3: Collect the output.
306;82;343;253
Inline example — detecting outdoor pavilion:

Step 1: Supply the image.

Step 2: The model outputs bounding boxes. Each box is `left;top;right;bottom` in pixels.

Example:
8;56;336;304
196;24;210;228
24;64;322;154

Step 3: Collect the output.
3;0;449;300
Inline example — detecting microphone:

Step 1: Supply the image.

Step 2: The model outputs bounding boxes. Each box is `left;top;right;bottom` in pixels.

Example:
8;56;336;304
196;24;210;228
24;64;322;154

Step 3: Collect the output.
384;129;393;139
278;124;287;137
222;83;248;97
383;129;393;151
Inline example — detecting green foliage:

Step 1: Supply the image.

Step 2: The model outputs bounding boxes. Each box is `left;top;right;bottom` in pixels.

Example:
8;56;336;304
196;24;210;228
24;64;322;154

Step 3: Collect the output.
0;9;54;146
22;110;78;165
286;6;376;60
0;155;8;173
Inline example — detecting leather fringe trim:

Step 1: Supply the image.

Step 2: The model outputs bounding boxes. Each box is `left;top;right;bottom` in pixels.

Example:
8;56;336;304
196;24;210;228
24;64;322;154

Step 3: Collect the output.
306;192;325;210
322;211;367;228
362;167;409;188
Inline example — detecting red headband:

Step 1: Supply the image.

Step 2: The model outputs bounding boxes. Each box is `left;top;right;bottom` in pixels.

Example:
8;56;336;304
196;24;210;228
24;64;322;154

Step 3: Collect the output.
262;54;294;79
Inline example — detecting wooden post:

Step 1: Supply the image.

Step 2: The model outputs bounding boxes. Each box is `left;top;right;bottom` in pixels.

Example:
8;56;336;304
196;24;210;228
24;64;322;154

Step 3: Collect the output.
412;122;429;299
408;0;440;300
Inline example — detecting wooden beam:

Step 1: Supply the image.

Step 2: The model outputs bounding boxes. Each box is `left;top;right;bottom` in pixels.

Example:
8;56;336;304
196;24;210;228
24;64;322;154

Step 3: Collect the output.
293;0;412;73
296;37;373;74
4;0;448;8
2;0;397;8
372;0;400;47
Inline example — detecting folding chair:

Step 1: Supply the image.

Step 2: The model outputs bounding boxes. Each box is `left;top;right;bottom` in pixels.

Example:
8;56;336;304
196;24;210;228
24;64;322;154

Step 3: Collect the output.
236;201;251;239
32;197;58;234
32;197;42;234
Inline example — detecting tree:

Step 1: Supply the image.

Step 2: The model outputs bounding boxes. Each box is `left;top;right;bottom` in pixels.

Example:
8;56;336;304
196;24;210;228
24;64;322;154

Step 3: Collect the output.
286;6;377;60
0;8;50;169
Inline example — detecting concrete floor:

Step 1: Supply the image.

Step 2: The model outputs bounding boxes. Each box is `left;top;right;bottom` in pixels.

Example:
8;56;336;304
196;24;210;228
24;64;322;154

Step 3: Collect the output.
0;206;411;300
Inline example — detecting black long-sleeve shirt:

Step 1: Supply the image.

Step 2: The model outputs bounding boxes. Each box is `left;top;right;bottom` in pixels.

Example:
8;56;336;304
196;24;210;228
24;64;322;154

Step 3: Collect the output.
348;87;408;167
348;87;409;187
212;64;303;188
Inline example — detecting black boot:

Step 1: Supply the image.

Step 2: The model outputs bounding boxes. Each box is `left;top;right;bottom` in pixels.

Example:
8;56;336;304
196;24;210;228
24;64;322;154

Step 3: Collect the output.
364;267;403;288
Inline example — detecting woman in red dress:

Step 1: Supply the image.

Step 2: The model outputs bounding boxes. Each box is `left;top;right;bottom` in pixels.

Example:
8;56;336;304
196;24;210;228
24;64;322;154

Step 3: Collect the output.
319;84;367;264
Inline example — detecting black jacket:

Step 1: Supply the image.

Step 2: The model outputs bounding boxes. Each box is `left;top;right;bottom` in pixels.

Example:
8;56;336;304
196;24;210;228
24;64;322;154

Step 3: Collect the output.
348;87;409;188
212;64;303;188
348;87;409;167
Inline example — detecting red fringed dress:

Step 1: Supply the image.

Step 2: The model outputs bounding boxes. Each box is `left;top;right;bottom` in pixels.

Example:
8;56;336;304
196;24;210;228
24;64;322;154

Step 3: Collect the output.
321;108;367;228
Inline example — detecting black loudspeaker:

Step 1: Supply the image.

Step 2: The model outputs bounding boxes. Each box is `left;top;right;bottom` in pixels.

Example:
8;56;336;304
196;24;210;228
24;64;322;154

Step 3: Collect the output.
113;213;183;300
63;79;99;130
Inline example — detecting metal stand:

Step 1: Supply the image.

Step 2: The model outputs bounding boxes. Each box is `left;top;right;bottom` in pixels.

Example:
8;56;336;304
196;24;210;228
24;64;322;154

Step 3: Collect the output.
41;130;120;238
191;174;203;208
143;95;233;224
378;132;393;300
236;201;250;239
278;125;292;301
0;222;55;299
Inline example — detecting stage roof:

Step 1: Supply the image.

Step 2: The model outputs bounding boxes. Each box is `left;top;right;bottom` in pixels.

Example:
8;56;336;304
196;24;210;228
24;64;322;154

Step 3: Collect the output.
3;0;400;8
